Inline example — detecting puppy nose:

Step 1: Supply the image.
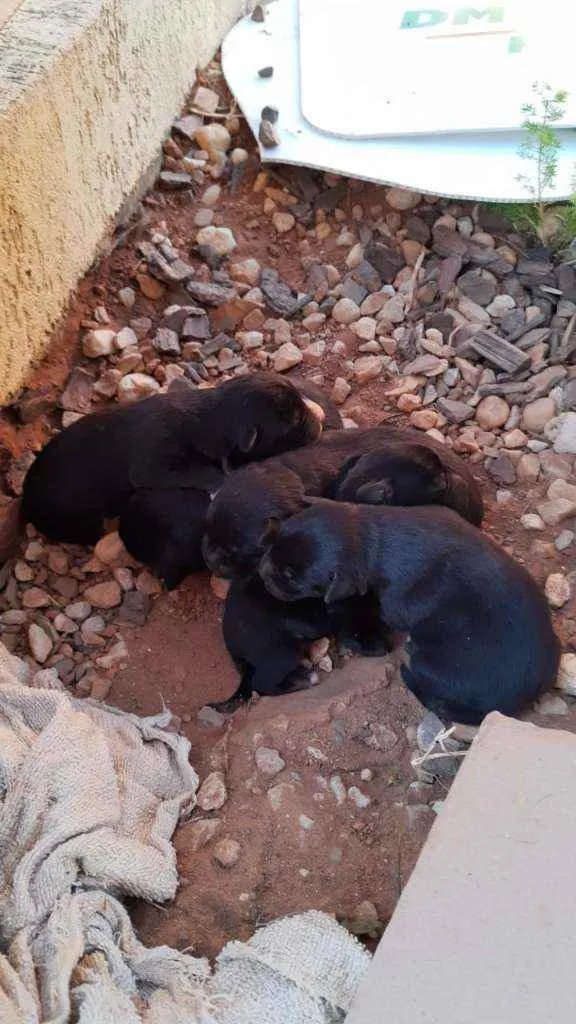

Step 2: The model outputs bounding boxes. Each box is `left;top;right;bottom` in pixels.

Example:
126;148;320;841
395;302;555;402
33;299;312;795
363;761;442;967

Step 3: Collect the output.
303;398;325;427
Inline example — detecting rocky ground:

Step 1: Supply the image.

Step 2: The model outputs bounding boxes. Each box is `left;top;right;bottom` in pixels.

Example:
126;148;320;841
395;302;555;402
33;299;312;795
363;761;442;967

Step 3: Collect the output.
1;61;576;958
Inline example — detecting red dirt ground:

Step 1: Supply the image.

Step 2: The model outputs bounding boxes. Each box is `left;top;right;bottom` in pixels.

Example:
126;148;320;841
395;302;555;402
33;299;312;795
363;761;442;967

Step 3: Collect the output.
2;124;575;961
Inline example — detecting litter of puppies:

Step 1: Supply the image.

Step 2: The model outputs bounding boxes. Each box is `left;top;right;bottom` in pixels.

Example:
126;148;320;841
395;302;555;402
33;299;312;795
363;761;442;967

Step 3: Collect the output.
20;369;561;731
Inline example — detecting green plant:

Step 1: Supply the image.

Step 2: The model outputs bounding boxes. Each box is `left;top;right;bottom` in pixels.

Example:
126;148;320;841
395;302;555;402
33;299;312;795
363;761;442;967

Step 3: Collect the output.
516;82;568;226
484;84;576;251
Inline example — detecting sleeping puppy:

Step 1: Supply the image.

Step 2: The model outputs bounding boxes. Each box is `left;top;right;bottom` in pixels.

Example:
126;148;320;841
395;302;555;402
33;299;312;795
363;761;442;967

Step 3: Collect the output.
333;444;465;508
202;425;483;579
258;500;560;726
22;372;331;547
214;576;394;711
118;486;216;590
116;375;343;589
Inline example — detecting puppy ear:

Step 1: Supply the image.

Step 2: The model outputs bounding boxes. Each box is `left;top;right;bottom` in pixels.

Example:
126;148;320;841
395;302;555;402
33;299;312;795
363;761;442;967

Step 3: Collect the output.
338;453;362;478
354;479;394;505
421;449;447;491
445;470;474;515
259;517;280;545
237;426;259;454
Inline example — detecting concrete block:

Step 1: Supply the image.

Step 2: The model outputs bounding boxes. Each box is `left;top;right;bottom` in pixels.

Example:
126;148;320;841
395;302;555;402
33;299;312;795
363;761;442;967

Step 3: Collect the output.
348;713;576;1024
0;0;244;401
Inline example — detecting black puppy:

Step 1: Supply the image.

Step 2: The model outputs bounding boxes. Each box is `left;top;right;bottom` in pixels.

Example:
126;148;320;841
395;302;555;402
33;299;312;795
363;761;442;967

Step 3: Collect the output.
116;375;342;588
333;444;462;507
258;501;560;726
214;576;394;711
202;425;483;579
22;372;331;547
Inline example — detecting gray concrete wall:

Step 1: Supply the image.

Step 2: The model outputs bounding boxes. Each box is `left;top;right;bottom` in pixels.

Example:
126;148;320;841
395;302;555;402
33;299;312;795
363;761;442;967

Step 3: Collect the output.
0;0;245;401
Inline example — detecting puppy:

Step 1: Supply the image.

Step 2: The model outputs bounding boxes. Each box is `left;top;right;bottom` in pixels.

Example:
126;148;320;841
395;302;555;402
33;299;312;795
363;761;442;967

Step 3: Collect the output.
214;576;394;711
118;485;216;590
258;500;560;725
202;425;483;579
22;372;331;547
333;443;466;509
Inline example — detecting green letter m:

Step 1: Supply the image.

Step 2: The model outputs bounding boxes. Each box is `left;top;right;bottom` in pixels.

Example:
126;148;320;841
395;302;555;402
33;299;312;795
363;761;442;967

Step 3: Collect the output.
453;7;505;25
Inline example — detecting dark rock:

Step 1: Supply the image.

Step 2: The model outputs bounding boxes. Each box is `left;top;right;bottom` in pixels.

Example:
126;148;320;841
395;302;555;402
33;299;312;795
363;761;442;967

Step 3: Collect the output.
258;66;274;79
259;119;279;148
251;3;265;20
314;183;347;212
462;329;531;374
424;312;455;341
172;114;203;143
467;245;514;278
261;105;278;124
437;256;463;295
351;260;382;293
53;657;76;681
501;309;525;337
118;590;152;626
432;226;469;259
516;259;556;286
437;398;473;423
192;244;226;270
159;171;193;190
306;264;330;301
557;264;576;303
506;311;547;342
515;327;552;352
160;305;205;334
319;296;337;315
530;297;554;320
187;281;237;307
405;215;431;245
212;270;234;285
289;202;314;227
364;242;404;284
341;277;367;305
563;379;576;410
201;333;237;357
131;317;153;339
357;223;373;247
501;275;528;305
260;268;310;316
182;315;211;340
182;362;209;383
486;455;517;485
61;368;94;413
457;268;497;307
147;250;194;285
152;328;181;356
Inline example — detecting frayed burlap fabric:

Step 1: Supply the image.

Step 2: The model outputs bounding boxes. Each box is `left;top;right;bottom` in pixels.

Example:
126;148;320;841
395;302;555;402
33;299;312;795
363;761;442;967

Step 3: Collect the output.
0;642;211;1022
0;643;370;1023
